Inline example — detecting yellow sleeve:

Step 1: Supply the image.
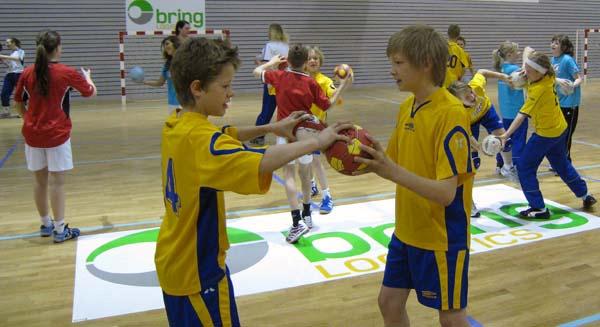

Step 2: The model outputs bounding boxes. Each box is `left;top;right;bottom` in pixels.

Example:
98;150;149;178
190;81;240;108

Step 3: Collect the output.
221;125;239;140
469;73;486;92
436;112;473;181
199;131;272;194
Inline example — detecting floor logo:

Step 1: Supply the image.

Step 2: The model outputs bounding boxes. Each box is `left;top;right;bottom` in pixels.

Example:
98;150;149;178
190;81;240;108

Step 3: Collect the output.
128;0;153;25
84;227;268;288
73;184;600;322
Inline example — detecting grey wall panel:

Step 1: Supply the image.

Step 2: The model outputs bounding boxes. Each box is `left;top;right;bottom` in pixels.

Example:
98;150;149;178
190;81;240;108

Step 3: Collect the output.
1;0;600;101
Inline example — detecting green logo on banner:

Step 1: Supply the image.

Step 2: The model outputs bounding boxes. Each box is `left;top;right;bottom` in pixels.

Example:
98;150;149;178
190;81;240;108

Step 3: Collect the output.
86;227;268;287
128;0;154;25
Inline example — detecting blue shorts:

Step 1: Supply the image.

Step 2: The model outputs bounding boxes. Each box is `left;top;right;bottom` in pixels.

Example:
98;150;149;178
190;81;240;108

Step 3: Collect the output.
471;105;504;140
383;234;469;310
162;269;240;327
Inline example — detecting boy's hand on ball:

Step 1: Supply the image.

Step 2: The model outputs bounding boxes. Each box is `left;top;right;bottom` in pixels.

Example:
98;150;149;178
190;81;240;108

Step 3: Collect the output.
352;134;395;179
317;121;353;151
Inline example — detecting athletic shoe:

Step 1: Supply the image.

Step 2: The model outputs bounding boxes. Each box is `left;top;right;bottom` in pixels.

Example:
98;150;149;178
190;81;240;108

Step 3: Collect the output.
519;207;550;219
53;224;81;243
500;165;518;182
310;180;319;197
495;167;502;176
320;195;333;214
302;211;313;229
583;195;597;210
285;221;309;244
40;223;54;237
471;202;481;218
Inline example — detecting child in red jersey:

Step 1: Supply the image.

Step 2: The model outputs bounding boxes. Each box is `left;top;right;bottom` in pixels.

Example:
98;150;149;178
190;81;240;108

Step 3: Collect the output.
14;30;96;243
253;43;351;243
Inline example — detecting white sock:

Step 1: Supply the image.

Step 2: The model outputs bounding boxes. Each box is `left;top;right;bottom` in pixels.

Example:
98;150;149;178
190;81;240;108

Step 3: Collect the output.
322;188;331;197
579;193;590;199
54;220;65;233
41;215;52;227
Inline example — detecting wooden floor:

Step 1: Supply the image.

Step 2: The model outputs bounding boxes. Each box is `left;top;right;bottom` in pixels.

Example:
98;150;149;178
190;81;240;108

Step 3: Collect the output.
0;80;599;327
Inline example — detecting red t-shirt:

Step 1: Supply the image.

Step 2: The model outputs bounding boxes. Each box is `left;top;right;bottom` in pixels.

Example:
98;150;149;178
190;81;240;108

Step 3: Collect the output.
263;70;331;121
15;63;94;148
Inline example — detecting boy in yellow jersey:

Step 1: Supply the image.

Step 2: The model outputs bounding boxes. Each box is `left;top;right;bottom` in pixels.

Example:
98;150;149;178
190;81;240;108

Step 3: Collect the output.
456;36;474;80
447;69;517;217
499;52;596;218
354;25;474;326
444;24;470;87
155;38;352;327
306;45;343;214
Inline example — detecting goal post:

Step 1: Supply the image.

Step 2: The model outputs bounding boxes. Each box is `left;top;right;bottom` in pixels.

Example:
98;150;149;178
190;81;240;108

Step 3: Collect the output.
118;29;230;106
583;28;600;83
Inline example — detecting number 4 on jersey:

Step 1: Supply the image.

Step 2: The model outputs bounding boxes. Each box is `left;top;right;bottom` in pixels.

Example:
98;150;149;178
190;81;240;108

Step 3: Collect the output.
165;158;181;215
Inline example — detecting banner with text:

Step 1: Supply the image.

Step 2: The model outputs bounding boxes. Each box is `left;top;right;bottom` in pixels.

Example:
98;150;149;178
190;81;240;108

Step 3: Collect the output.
73;184;599;322
125;0;205;33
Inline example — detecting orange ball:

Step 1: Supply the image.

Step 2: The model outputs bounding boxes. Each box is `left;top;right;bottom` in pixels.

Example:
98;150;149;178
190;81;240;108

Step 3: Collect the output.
334;64;353;80
325;125;373;176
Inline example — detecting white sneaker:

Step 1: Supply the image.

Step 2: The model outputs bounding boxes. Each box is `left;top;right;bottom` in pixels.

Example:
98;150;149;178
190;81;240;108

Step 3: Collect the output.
285;221;309;244
302;212;313;229
500;165;518;182
471;202;481;218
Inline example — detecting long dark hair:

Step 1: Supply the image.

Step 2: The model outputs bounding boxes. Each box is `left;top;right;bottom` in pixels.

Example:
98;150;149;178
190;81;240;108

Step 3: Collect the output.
161;36;180;70
174;20;190;36
552;34;575;57
35;30;61;96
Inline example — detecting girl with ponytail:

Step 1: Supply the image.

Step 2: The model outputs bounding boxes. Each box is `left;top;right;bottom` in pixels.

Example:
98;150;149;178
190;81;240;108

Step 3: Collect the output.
493;41;527;173
499;51;596;218
13;30;97;243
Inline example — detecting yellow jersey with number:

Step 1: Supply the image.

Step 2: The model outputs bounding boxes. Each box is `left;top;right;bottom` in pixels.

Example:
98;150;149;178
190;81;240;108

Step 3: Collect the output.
386;87;474;251
155;111;272;296
444;41;469;87
520;75;567;138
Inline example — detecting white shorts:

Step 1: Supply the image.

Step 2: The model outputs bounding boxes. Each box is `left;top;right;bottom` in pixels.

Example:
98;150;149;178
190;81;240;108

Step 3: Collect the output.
25;139;73;172
276;136;313;165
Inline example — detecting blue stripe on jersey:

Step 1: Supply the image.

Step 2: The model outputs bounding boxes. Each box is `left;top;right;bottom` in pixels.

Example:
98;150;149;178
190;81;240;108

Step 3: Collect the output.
209;132;266;155
443;126;472;175
197;187;225;289
445;185;469;251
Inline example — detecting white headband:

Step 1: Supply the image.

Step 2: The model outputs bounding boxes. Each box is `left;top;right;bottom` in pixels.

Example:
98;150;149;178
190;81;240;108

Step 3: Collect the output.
525;59;548;74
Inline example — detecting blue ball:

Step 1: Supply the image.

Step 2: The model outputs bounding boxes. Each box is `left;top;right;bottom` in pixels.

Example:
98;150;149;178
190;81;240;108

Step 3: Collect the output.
129;66;144;83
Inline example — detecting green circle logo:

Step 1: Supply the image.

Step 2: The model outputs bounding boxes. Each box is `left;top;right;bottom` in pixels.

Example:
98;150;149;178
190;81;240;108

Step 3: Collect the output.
128;0;154;25
86;227;269;287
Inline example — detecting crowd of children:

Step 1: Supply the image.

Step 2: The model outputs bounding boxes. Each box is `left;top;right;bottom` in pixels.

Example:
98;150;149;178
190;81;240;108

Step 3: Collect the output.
7;20;597;327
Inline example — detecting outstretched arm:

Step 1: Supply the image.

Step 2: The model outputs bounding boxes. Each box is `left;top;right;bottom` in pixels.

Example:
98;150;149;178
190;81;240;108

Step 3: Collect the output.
253;55;286;79
477;69;509;83
354;135;459;206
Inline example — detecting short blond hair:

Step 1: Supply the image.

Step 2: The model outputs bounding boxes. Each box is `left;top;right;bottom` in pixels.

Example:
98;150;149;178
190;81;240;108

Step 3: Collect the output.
386;25;448;87
307;46;324;66
447;80;471;99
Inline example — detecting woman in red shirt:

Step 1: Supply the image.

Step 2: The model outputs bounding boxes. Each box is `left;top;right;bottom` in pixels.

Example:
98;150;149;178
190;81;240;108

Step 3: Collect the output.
14;30;96;243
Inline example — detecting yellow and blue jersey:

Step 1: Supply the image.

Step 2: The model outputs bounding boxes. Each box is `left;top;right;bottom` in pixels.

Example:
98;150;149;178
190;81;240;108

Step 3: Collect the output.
520;75;567;138
466;73;493;124
386;87;474;252
309;72;336;122
155;111;272;296
443;41;469;87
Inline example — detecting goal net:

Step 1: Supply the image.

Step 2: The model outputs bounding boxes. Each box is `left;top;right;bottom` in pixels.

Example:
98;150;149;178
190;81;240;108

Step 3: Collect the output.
119;29;230;105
